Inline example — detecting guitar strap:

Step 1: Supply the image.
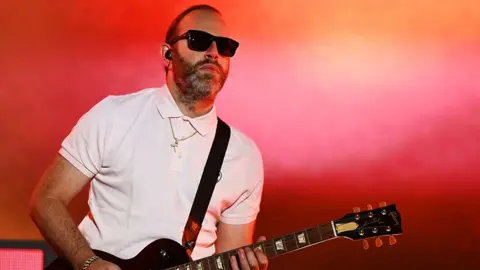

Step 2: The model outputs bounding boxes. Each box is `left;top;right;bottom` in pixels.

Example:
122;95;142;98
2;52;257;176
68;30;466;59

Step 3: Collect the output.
182;117;231;256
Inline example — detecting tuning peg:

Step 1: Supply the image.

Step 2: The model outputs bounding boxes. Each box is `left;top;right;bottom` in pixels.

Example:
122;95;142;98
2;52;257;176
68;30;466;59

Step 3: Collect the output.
375;237;383;247
379;201;387;207
389;235;397;245
363;239;369;250
353;207;361;213
367;204;373;210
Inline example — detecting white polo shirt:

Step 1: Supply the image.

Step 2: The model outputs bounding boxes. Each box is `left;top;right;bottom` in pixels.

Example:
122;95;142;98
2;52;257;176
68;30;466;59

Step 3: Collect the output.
59;85;264;260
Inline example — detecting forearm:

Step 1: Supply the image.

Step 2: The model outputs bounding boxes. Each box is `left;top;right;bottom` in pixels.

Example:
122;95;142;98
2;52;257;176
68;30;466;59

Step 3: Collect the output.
30;197;94;270
215;221;255;253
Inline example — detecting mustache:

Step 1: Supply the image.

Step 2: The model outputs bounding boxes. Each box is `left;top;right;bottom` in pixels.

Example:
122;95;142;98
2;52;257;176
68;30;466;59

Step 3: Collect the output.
194;59;223;72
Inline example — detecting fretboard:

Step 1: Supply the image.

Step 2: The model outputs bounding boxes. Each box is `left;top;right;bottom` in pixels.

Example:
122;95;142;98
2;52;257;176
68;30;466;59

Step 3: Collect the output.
166;222;337;270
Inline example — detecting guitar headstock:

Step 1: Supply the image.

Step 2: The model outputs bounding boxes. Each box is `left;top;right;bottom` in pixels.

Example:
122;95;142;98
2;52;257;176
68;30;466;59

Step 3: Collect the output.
333;202;402;248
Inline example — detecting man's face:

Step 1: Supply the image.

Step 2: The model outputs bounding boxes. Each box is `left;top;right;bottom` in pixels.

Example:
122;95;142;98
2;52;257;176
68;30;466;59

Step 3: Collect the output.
170;10;232;102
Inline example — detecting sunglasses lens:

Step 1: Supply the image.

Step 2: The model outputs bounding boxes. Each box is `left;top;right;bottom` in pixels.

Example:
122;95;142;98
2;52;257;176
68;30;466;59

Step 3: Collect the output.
216;37;239;57
188;31;213;52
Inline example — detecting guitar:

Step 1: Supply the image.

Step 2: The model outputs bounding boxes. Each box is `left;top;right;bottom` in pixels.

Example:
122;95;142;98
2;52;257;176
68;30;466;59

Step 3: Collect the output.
45;203;402;270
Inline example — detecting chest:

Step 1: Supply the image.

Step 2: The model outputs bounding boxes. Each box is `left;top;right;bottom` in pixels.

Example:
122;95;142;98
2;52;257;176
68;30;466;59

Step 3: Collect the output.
100;117;242;221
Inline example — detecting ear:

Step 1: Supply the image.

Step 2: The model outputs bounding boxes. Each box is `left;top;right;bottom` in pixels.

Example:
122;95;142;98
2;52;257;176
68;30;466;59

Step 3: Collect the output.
161;43;172;66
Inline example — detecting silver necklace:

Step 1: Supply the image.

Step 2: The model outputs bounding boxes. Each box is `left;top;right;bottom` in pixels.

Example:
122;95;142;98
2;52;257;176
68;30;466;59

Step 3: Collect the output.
168;118;196;152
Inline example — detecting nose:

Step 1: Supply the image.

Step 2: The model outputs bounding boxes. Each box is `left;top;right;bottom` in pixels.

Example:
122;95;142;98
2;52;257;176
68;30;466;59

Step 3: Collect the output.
205;41;219;59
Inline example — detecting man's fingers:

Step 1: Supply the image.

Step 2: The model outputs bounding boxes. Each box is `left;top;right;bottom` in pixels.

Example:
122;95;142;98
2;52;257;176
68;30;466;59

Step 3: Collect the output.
230;255;240;270
245;247;259;269
238;248;252;270
254;248;268;269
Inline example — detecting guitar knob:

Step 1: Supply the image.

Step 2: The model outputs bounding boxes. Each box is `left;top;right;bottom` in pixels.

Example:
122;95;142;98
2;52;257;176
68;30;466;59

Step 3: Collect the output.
389;235;397;245
353;207;361;220
363;239;369;250
367;204;374;218
375;237;383;247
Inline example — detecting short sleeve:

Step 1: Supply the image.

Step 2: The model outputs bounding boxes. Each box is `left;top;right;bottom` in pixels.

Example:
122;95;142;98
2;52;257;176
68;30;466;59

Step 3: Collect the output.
220;144;264;225
59;97;113;178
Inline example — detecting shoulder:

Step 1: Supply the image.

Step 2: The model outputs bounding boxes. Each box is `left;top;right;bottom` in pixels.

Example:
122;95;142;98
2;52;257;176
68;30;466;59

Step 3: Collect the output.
225;123;263;169
83;88;158;123
98;88;158;112
70;87;159;141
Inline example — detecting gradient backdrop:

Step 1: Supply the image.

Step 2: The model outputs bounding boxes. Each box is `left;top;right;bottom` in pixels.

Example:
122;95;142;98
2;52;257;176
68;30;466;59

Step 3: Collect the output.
1;0;479;269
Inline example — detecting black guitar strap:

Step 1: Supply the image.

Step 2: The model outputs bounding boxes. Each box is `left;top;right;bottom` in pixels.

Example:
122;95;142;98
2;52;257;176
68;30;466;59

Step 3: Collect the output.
182;117;231;255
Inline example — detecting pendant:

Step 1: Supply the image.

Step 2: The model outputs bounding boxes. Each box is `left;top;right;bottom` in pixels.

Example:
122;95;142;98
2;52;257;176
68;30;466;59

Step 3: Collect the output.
171;139;178;152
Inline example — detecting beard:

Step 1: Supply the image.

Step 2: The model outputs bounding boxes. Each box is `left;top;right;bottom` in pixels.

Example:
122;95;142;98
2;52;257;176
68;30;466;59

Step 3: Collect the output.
173;55;228;108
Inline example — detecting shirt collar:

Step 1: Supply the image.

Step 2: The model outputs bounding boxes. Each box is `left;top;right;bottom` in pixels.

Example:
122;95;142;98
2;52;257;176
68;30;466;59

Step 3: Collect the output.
156;84;217;136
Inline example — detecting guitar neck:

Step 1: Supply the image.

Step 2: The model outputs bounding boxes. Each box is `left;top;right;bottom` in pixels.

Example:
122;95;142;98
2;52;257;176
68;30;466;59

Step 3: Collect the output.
168;222;337;270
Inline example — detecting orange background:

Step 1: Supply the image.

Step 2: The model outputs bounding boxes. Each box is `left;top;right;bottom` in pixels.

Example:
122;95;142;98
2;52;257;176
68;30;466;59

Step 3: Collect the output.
1;0;479;269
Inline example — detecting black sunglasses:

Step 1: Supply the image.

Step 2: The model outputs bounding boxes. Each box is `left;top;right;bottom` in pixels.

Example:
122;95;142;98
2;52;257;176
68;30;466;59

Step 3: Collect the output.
168;30;239;57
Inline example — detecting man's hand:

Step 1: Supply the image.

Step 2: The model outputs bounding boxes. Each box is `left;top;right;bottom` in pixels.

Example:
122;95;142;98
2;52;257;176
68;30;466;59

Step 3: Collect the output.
85;259;121;270
230;236;268;270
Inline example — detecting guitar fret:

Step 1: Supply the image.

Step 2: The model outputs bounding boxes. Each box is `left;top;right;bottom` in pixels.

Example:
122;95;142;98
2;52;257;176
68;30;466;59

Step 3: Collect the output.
306;227;321;243
207;257;215;270
204;257;211;270
222;253;232;270
317;224;324;242
211;256;217;270
260;240;272;257
292;233;299;249
283;233;297;251
262;240;277;258
200;259;207;270
320;223;336;239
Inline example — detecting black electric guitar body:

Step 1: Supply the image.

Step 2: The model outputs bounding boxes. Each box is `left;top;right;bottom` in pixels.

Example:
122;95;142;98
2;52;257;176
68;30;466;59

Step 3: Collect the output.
45;238;191;270
45;203;403;270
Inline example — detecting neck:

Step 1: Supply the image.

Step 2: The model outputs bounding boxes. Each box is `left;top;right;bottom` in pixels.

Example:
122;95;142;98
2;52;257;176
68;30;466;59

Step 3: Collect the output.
166;76;215;118
165;222;337;270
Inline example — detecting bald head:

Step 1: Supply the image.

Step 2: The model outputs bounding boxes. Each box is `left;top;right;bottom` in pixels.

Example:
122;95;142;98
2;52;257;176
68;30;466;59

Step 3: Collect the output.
165;5;224;44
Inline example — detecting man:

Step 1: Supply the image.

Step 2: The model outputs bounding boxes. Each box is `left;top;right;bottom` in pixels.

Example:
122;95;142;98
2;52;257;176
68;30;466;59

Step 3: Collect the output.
29;4;268;270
